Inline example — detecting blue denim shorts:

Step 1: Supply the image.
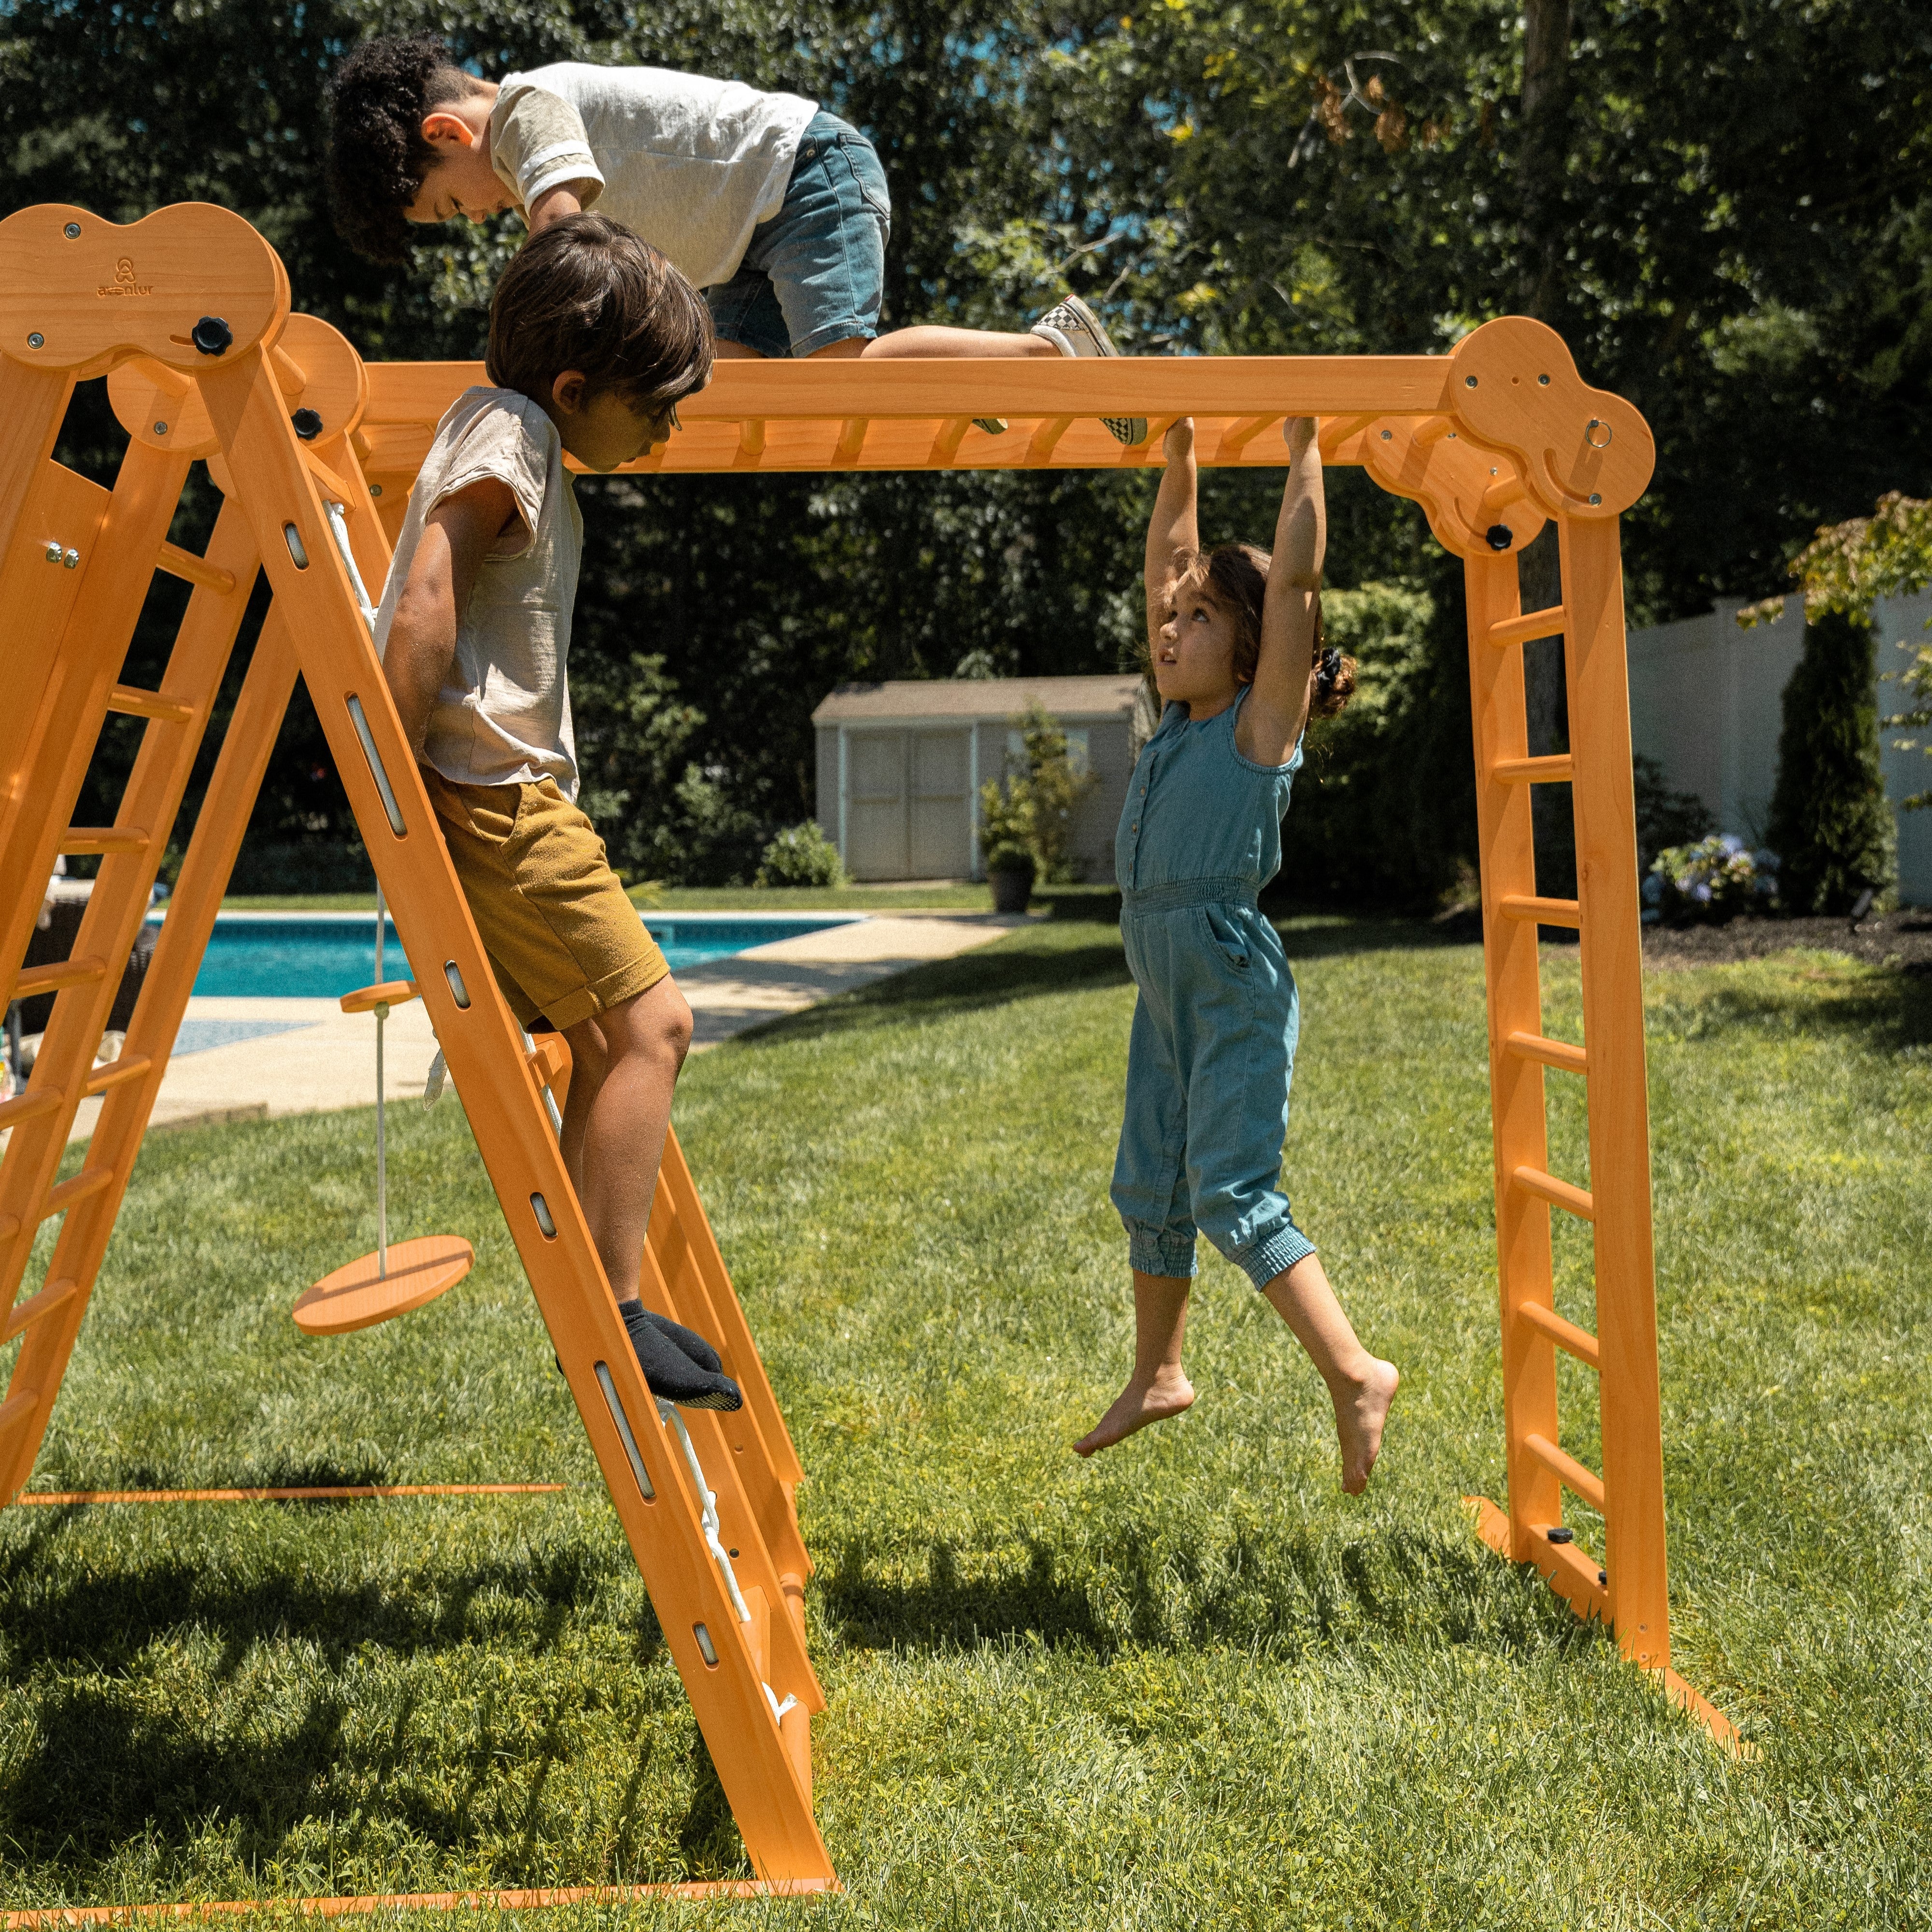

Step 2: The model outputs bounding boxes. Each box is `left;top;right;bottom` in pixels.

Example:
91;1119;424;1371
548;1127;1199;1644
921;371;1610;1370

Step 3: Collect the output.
706;110;891;357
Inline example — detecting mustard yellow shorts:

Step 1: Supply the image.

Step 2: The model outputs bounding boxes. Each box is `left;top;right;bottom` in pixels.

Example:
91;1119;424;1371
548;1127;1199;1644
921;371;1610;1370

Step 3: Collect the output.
422;769;668;1032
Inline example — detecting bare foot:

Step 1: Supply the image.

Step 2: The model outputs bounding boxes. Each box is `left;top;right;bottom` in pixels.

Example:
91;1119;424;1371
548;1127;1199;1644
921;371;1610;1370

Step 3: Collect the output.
1073;1369;1195;1457
1333;1357;1400;1494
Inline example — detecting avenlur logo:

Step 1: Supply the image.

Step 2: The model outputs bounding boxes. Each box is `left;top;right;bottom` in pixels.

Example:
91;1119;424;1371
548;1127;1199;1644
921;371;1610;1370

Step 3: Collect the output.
97;255;153;297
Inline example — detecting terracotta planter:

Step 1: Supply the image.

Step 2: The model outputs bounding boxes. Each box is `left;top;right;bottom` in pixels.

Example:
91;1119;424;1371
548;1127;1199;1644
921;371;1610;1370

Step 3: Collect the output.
989;866;1035;913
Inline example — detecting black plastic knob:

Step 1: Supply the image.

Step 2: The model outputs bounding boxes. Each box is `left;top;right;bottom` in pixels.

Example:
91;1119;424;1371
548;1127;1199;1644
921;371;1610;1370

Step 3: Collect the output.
1485;523;1514;552
190;315;233;356
291;408;324;441
1546;1526;1575;1544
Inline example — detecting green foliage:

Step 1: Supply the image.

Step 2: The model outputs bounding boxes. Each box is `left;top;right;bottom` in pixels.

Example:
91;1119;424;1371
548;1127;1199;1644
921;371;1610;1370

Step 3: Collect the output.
1643;834;1779;924
976;774;1036;876
1764;610;1898;914
754;820;846;887
1010;700;1098;883
1632;752;1716;874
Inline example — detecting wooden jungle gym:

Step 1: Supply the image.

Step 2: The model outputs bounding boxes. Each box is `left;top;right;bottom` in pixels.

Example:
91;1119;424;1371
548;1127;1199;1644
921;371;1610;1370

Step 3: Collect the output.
0;199;1734;1908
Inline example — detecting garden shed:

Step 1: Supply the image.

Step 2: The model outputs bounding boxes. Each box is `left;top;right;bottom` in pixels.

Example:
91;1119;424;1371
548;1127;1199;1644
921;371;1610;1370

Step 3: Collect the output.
812;676;1154;882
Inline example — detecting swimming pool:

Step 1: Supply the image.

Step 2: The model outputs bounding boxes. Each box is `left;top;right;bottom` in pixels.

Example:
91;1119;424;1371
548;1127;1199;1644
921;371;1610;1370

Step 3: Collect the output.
149;911;860;1000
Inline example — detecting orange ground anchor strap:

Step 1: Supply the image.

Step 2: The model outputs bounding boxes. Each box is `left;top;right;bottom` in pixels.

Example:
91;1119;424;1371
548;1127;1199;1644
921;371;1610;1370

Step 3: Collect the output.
1;1878;840;1929
16;1484;564;1505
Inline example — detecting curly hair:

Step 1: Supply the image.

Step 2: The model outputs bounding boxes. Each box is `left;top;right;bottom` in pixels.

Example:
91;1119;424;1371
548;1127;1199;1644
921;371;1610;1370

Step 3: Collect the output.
1176;543;1358;719
486;214;714;412
325;34;478;264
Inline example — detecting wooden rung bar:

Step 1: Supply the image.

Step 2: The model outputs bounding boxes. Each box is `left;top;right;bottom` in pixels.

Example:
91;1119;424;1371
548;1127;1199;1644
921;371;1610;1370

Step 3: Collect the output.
1413;414;1454;446
4;1278;76;1344
84;1053;152;1097
1506;1029;1589;1076
0;1089;61;1130
835;418;869;462
11;956;106;1000
339;979;418;1016
1479;473;1527;516
1523;1432;1606;1514
1215;413;1277;458
1515;1298;1602;1370
930;417;970;464
41;1166;113;1219
58;827;148;858
1499;894;1581;929
1491;755;1574;785
1027;415;1074;462
1512;1163;1596;1221
107;684;196;724
303;451;360;503
1317;411;1377;451
155;541;238;597
1487;605;1567;650
0;1389;43;1442
736;419;766;460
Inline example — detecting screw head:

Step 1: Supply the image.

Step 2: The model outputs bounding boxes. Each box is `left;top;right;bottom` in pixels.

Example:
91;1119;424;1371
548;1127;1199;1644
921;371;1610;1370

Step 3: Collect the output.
370;484;384;497
1465;374;1478;388
1589;492;1602;506
63;221;81;239
1538;373;1550;386
62;548;79;569
44;542;61;564
1380;428;1392;440
27;332;43;349
154;421;168;435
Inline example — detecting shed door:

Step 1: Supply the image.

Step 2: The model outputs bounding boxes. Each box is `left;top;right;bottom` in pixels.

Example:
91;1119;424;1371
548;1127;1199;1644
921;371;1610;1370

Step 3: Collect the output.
846;731;908;880
909;730;971;878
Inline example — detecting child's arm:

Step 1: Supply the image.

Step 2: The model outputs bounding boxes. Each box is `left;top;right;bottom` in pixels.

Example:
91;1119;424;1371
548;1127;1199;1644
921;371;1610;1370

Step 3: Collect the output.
384;479;522;757
1236;417;1326;767
1144;418;1198;658
526;185;585;233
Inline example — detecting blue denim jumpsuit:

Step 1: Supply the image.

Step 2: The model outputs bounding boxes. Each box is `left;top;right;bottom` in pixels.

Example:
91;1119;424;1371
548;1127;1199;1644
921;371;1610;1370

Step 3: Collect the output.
1110;687;1316;1290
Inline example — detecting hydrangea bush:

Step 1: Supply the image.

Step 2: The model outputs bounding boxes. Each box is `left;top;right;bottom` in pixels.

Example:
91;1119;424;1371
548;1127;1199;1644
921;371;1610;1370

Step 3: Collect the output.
1643;836;1779;923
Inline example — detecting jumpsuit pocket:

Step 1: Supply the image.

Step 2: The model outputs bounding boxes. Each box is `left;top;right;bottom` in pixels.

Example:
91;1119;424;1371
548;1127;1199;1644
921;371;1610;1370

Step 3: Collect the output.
1199;904;1252;972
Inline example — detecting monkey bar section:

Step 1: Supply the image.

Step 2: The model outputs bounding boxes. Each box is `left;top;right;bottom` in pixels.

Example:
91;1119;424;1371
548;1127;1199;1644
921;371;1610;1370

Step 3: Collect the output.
0;199;1733;1914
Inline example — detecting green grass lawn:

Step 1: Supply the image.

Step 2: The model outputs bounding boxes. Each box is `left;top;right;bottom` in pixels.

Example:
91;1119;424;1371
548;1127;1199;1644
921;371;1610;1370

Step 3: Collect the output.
4;916;1929;1927
214;882;1061;915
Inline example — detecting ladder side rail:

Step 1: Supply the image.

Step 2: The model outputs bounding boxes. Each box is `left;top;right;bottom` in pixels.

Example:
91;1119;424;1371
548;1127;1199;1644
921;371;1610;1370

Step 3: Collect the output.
0;497;259;1324
0;443;191;986
1463;550;1565;1555
197;345;834;1883
0;364;75;574
0;460;113;862
1559;510;1670;1669
655;1128;807;1487
0;609;296;1506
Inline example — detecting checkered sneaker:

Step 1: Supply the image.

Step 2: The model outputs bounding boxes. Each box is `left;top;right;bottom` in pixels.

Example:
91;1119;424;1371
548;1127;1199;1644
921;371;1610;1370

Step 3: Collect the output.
1031;295;1148;447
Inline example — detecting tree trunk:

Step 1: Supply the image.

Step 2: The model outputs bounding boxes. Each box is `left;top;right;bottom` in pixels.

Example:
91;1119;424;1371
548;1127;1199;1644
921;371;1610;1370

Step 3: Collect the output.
1516;0;1576;898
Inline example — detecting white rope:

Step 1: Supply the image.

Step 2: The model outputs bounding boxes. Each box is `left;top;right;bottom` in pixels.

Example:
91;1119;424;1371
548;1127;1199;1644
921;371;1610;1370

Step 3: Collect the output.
657;1399;751;1624
322;499;377;633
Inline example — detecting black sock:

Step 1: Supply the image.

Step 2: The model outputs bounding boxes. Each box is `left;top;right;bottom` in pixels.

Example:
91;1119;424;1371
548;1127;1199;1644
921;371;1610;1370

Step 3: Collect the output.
616;1299;723;1374
616;1300;741;1411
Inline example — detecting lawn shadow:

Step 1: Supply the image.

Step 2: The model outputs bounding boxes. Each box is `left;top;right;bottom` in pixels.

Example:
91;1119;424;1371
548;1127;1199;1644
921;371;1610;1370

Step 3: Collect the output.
1653;960;1932;1054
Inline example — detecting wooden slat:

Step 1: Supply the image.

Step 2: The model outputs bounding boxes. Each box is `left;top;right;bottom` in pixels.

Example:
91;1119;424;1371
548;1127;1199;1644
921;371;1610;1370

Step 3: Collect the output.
834;419;868;462
1487;604;1567;650
0;1388;43;1443
155;540;236;596
1506;1029;1589;1076
929;417;970;465
107;683;195;724
1215;413;1277;460
11;955;105;999
3;1277;75;1344
736;420;766;460
1491;755;1574;785
1516;1298;1602;1370
302;450;360;503
1026;416;1074;463
83;1052;151;1097
1512;1163;1597;1222
1523;1432;1607;1513
40;1165;112;1218
0;1089;61;1130
58;826;147;857
1499;894;1581;929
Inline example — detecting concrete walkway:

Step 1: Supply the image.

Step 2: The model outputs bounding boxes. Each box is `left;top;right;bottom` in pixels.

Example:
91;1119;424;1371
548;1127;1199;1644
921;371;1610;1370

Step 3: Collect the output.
62;911;1021;1143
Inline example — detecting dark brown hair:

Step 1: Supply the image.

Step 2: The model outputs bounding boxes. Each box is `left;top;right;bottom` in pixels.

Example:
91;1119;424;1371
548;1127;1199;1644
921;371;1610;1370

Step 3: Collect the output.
486;214;714;412
1175;544;1358;718
325;34;478;264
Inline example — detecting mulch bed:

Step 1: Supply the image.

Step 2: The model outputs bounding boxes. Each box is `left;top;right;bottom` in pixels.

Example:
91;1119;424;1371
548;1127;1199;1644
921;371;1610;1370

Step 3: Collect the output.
1640;908;1932;971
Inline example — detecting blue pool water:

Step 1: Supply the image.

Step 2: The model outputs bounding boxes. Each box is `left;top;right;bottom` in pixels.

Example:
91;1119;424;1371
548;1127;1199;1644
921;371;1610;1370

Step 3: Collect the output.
152;912;856;1000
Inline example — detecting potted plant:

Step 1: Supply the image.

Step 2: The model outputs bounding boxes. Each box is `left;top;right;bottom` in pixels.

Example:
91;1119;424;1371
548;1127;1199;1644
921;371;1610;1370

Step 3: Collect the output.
979;775;1037;912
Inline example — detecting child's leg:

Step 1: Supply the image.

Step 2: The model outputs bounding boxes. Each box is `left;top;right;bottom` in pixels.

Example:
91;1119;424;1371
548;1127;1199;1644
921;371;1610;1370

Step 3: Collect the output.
1072;1270;1195;1457
560;976;693;1302
1261;1254;1400;1496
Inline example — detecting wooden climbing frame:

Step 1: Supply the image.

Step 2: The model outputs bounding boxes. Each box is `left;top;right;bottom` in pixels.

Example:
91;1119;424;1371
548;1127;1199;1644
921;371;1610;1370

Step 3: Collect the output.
0;199;1731;1910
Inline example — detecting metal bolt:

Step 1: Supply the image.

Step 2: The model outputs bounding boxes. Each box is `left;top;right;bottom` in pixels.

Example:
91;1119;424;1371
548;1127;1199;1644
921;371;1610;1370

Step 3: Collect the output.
27;332;43;349
370;484;384;498
44;542;61;564
1589;493;1602;506
1465;374;1478;388
1538;374;1550;386
1380;428;1392;440
63;548;79;569
63;222;81;239
154;421;168;436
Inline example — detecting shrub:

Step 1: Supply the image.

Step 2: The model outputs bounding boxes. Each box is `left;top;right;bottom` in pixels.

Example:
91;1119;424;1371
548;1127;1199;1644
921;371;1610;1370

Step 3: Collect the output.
754;821;846;888
1009;701;1098;882
1763;608;1897;914
979;775;1036;876
1643;836;1779;923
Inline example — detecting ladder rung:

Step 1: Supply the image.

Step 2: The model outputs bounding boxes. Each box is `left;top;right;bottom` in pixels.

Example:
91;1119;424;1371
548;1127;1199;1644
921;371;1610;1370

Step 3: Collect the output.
736;419;766;459
1523;1431;1606;1513
1215;413;1277;457
1491;755;1574;785
0;1388;43;1442
4;1278;76;1344
0;1089;61;1130
1505;1029;1589;1076
1512;1164;1596;1221
1499;894;1581;929
1027;415;1074;462
1515;1299;1601;1370
59;826;148;858
835;418;869;462
156;541;238;597
303;450;360;503
42;1165;113;1219
84;1053;152;1097
12;956;107;1000
1488;605;1567;649
108;683;196;724
930;417;970;464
